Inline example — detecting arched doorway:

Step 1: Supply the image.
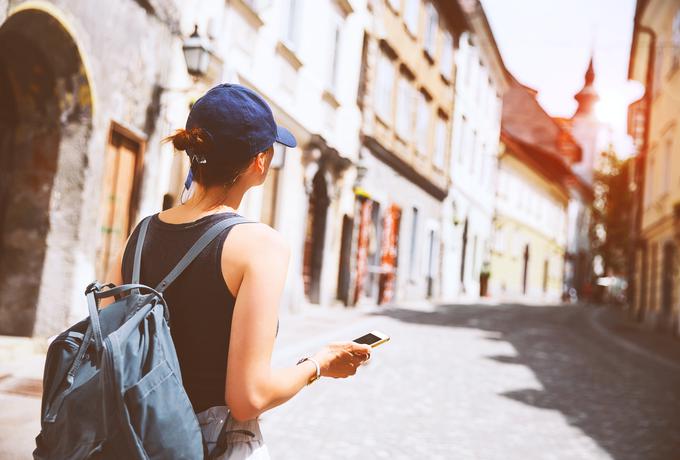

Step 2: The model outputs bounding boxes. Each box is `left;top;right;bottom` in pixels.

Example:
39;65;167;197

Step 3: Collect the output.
460;218;468;292
302;171;330;304
0;9;92;336
661;241;674;315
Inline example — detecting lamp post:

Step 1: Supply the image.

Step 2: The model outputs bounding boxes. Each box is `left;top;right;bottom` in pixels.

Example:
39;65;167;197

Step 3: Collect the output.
182;25;212;78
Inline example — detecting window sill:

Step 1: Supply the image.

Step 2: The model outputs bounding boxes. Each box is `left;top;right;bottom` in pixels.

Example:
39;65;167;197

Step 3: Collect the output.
423;48;435;65
403;22;418;41
385;0;400;15
375;112;392;129
322;88;340;109
334;0;354;15
231;0;265;29
276;40;303;71
440;72;452;85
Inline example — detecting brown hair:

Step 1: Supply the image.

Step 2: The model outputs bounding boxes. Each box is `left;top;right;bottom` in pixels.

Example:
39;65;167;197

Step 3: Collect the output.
164;127;254;188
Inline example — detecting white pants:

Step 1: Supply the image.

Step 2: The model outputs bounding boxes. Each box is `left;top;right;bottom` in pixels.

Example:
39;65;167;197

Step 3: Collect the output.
197;406;271;459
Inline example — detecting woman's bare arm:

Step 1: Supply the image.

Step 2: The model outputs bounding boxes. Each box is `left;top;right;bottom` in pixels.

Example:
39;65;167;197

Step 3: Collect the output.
223;223;371;421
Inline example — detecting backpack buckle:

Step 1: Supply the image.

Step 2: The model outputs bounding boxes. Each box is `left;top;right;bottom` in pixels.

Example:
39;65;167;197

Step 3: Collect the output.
84;281;101;295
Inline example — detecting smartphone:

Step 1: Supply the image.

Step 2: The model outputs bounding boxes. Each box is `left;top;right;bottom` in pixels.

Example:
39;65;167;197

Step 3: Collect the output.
353;330;390;348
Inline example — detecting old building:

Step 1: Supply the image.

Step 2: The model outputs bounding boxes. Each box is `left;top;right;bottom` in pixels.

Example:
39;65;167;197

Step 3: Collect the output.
490;78;576;301
0;0;194;337
176;0;368;313
552;60;602;299
628;0;680;334
348;0;466;305
440;0;508;301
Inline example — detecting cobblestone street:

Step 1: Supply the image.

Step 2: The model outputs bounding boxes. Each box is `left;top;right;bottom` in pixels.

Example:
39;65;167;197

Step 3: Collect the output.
260;304;680;460
2;303;679;459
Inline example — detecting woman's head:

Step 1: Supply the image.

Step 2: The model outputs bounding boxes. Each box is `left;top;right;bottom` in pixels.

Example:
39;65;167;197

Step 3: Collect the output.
167;84;296;193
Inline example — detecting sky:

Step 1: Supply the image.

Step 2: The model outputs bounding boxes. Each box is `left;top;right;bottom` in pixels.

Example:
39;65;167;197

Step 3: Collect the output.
480;0;641;156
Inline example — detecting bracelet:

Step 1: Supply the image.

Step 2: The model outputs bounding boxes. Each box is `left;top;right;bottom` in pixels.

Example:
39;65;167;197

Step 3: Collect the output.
296;356;321;385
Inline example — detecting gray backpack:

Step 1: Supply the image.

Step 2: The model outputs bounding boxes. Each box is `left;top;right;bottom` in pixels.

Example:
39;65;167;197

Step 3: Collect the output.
34;214;249;459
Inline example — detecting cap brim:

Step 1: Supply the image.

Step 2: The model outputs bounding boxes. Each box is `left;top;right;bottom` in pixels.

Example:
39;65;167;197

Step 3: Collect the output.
275;126;297;148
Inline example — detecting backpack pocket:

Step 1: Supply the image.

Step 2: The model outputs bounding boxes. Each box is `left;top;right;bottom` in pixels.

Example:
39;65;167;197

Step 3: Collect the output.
124;359;203;459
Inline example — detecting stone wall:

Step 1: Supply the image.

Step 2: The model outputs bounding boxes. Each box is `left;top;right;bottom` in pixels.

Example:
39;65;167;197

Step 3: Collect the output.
0;0;183;336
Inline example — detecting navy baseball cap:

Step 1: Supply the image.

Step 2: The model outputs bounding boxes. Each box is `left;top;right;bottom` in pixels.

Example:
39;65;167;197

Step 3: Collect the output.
186;83;297;159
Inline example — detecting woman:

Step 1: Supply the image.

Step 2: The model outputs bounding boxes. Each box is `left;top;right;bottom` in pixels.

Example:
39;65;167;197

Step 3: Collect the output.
105;84;372;459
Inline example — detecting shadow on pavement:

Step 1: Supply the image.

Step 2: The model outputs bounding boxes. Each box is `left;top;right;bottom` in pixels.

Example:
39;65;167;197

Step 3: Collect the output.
370;303;680;460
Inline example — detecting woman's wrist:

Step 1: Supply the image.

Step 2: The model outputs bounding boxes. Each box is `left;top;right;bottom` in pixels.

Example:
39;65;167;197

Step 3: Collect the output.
296;356;321;385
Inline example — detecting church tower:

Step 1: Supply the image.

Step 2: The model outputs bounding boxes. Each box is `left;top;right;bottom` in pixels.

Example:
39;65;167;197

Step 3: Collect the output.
570;55;602;184
573;57;599;118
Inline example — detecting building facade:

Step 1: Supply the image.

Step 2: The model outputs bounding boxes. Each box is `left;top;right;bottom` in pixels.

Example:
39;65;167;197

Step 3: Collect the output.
349;0;466;305
0;0;371;337
497;77;585;302
628;0;680;334
177;0;369;313
0;0;190;337
490;132;570;301
440;0;508;301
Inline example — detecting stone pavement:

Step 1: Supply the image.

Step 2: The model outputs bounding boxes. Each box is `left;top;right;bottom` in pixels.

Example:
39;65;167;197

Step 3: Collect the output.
259;303;680;460
1;302;679;459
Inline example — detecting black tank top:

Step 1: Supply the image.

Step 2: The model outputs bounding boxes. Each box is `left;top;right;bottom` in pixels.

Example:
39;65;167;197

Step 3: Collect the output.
121;211;277;413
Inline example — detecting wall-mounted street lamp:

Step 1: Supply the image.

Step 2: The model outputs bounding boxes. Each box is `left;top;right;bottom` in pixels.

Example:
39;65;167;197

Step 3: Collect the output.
182;25;212;78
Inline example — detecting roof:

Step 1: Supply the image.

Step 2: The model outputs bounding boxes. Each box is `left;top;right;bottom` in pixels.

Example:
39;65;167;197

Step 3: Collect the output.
501;130;593;199
502;75;583;164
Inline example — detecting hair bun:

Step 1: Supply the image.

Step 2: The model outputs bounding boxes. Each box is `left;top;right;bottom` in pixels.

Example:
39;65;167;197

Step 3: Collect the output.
167;127;209;152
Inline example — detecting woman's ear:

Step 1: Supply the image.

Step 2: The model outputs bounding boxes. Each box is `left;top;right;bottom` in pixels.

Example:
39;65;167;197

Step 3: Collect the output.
255;151;268;173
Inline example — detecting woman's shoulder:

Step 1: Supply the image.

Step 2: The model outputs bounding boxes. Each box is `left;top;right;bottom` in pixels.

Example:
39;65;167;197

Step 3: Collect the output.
230;221;289;250
224;222;290;264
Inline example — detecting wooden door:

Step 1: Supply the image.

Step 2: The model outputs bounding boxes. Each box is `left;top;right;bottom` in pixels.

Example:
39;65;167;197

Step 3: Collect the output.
96;128;143;279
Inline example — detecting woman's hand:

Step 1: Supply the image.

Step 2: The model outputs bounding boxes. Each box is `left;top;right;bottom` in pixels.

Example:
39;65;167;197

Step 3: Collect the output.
312;342;372;378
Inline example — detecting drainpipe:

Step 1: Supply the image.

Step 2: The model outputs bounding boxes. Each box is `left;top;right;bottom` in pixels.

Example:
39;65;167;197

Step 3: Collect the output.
629;25;656;319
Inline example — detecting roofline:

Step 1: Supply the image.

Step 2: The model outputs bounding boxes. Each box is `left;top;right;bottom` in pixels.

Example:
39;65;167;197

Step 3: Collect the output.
504;73;584;160
458;0;511;89
500;130;572;189
628;0;650;80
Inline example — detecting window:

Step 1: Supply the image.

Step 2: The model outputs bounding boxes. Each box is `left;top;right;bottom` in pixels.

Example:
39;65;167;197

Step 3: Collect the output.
645;150;655;206
388;0;401;12
404;0;419;36
476;65;486;103
465;45;476;85
96;126;144;279
396;75;415;141
375;50;395;123
424;3;438;58
480;143;487;181
434;116;447;168
671;10;680;73
244;0;271;12
440;31;453;80
327;13;342;91
409;207;419;279
415;91;430;154
281;0;301;50
457;116;467;164
663;139;672;194
233;10;258;68
469;129;478;172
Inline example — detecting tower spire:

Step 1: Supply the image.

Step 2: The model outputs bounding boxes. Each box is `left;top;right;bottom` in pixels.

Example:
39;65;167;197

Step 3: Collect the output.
573;54;598;118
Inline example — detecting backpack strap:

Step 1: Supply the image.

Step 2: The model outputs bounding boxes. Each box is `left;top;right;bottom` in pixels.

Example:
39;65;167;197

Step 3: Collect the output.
132;216;153;285
155;216;251;293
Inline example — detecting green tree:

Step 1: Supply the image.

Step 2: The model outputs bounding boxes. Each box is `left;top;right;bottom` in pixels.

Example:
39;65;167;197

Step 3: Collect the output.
591;146;633;277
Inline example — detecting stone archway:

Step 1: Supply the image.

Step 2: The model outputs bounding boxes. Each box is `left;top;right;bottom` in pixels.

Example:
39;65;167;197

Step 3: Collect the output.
0;9;93;336
302;170;330;304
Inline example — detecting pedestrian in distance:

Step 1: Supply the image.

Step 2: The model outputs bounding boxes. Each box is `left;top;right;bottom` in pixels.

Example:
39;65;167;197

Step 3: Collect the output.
103;83;373;459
